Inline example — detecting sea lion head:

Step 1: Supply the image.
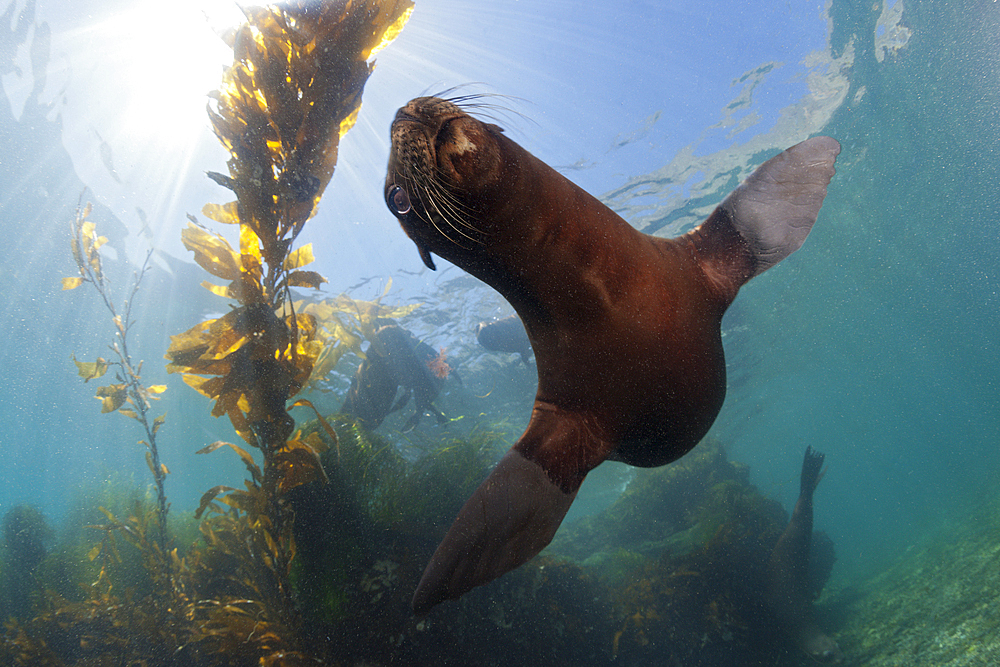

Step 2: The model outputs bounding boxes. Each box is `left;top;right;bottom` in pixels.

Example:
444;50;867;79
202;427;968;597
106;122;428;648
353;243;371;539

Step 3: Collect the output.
801;629;843;664
384;96;511;271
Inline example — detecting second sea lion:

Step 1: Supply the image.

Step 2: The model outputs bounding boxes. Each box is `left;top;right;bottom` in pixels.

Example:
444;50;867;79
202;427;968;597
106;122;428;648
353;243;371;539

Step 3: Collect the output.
765;446;843;663
383;96;840;615
476;314;532;364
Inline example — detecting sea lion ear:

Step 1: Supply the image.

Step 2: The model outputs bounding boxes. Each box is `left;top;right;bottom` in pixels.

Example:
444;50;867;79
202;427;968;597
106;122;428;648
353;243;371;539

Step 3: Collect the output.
417;243;437;270
485;123;505;134
411;449;577;615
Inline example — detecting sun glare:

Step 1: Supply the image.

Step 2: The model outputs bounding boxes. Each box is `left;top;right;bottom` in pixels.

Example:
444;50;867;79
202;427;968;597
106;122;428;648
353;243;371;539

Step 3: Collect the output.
53;1;246;261
84;1;241;154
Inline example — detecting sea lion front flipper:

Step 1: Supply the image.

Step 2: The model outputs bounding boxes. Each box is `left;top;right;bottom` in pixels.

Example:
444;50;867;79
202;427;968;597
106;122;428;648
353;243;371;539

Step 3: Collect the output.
411;448;578;616
698;136;840;288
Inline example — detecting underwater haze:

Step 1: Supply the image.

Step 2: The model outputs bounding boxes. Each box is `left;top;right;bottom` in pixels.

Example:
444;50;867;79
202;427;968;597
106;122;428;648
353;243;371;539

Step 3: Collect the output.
0;0;998;665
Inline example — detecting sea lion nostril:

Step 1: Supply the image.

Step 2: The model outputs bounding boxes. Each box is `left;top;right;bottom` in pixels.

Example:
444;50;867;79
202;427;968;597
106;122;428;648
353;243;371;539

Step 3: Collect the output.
387;185;411;215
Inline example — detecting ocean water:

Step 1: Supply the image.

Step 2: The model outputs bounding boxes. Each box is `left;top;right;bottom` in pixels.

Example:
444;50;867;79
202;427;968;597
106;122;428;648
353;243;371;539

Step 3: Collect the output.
0;0;997;664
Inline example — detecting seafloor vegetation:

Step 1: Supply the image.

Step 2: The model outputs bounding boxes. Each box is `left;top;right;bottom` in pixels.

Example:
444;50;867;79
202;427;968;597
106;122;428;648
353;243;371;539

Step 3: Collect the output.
829;488;1000;667
0;430;839;666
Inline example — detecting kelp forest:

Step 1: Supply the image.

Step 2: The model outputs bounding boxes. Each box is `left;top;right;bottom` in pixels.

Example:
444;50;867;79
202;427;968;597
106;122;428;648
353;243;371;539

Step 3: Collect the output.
0;2;845;666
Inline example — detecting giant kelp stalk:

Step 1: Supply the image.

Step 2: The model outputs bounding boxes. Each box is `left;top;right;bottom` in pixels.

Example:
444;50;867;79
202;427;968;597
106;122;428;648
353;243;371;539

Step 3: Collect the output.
63;204;170;549
164;0;413;660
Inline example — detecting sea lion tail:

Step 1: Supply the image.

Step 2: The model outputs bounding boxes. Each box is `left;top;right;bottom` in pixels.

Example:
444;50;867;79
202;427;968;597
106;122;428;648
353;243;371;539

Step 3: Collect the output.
720;136;841;280
800;445;826;500
411;449;577;615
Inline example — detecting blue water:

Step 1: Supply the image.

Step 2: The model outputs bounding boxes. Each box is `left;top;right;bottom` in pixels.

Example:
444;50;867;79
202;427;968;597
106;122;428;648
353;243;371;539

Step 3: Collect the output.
0;0;997;656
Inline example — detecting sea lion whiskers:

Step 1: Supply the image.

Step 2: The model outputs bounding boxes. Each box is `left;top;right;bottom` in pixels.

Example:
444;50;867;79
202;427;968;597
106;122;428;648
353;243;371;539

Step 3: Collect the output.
421;85;532;130
439;91;534;130
398;137;487;245
389;130;477;250
403;160;485;247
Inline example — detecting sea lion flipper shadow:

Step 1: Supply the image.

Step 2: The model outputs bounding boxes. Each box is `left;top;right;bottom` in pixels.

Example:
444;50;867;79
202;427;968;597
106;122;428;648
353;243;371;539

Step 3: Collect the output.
708;136;841;282
412;449;577;616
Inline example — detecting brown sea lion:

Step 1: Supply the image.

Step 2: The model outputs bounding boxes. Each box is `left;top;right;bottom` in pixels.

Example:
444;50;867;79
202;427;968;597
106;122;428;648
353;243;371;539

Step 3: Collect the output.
476;314;532;364
383;96;840;615
765;447;842;663
340;324;448;431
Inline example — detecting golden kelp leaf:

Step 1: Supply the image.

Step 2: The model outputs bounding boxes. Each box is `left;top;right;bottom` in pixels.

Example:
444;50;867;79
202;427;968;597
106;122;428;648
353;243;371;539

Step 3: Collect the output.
201;280;233;298
80;221;96;247
181;373;212;395
145;451;156;477
338;105;361;138
289;398;335;453
95;384;127;413
195;484;237;519
62;276;84;290
304;431;328;456
216;489;256;513
86;544;101;561
202;201;240;225
119;408;140;421
181;223;241;281
367;3;414;59
307;342;348;389
72;354;108;382
147;385;167;394
283;243;314;270
285;270;327;289
70;237;84;272
274;442;327;493
197;440;262;482
239;224;263;264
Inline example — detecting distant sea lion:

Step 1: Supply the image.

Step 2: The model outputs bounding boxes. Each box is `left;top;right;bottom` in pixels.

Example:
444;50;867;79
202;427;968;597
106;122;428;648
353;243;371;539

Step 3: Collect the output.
476;314;532;364
384;96;840;615
765;447;843;663
340;324;448;431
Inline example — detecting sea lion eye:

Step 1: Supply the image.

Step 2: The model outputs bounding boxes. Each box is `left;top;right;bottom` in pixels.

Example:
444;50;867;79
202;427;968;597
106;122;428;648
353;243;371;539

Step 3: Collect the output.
387;185;411;215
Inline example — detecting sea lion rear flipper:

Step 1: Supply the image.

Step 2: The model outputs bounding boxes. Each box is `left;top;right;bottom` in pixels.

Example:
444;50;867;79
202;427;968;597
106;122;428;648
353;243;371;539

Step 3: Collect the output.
411;449;578;615
800;445;826;498
698;136;840;288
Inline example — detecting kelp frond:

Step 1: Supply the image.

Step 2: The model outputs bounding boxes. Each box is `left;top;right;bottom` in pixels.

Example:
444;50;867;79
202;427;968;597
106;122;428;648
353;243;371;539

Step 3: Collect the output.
63;203;172;551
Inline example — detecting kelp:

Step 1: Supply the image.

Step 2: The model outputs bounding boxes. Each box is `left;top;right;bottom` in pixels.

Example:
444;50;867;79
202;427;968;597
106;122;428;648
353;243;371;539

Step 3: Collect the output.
160;0;413;663
0;2;415;665
63;203;171;550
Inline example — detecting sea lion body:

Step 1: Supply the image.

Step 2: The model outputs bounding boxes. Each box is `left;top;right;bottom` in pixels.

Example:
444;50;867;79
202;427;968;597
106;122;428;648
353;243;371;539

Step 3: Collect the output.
476;314;532;364
765;447;842;663
384;97;840;614
340;324;447;431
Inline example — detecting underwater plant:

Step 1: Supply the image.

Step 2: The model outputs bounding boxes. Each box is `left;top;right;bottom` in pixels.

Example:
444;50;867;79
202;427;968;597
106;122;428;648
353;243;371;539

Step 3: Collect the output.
62;202;171;549
161;0;414;662
1;506;52;621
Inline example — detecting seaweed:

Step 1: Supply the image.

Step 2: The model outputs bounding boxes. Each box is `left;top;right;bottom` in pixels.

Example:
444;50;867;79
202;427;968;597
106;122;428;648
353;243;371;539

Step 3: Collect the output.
1;2;414;665
1;506;52;621
63;203;171;549
162;1;413;663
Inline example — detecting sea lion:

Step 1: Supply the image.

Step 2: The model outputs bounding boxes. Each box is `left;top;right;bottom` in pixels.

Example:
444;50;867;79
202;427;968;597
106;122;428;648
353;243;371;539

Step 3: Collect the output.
476;314;532;364
340;323;448;431
383;96;840;615
765;447;843;663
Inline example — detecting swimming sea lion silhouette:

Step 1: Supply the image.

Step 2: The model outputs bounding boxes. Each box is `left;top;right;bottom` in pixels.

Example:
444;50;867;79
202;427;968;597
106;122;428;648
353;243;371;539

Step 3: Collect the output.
340;324;447;432
384;96;840;615
765;447;843;663
476;314;532;364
